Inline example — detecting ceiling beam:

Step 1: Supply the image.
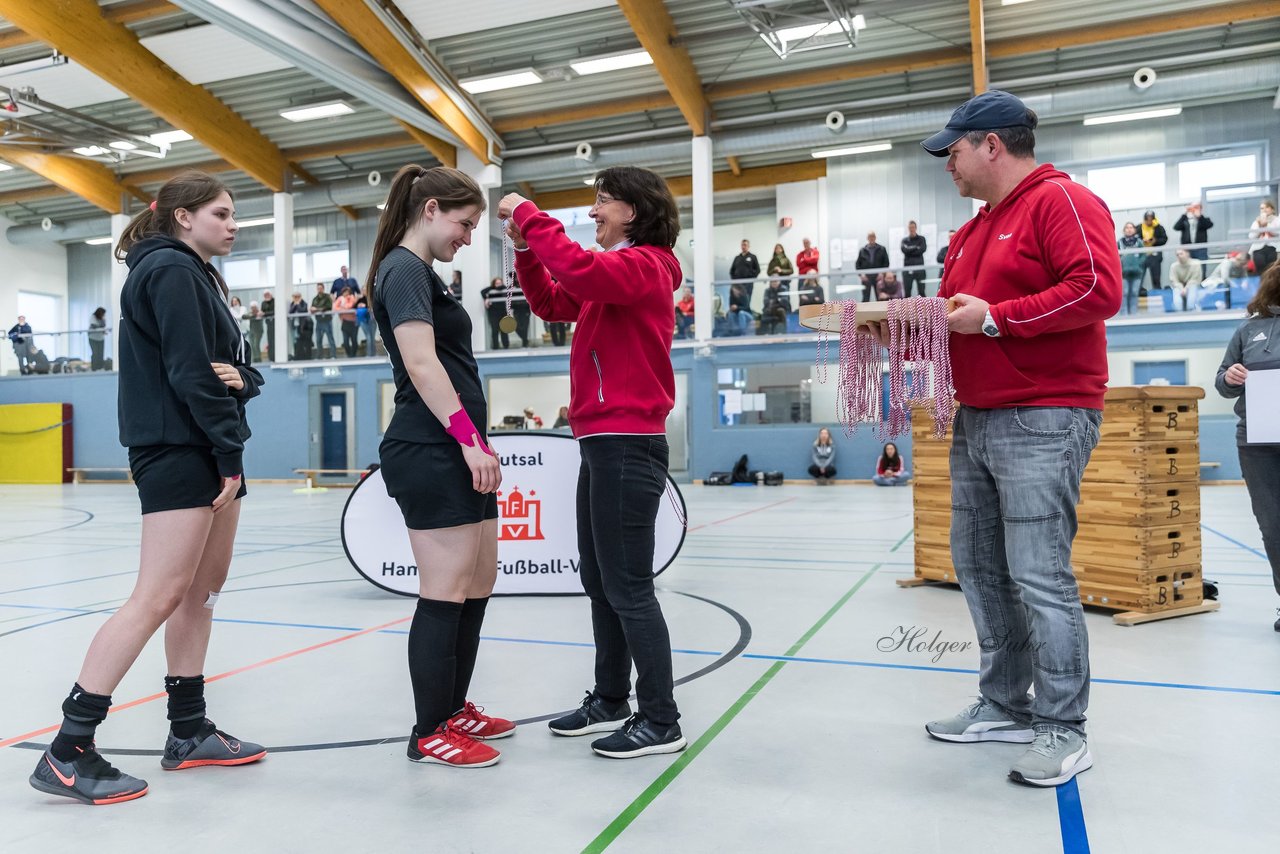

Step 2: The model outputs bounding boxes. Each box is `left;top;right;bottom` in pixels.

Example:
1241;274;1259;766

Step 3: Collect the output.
707;47;968;100
0;184;77;207
0;0;291;191
726;155;742;177
531;159;825;210
968;0;987;96
492;92;678;134
310;0;490;164
617;0;711;136
282;133;419;163
0;0;182;51
0;146;146;213
395;120;457;169
987;1;1278;58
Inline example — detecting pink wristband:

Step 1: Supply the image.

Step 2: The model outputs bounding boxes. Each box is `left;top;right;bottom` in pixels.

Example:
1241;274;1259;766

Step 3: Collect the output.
445;408;495;456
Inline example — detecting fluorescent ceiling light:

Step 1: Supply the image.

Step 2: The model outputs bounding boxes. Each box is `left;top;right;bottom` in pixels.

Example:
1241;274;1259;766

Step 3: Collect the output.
109;140;137;151
582;178;596;185
0;163;12;172
376;202;386;210
279;101;354;122
774;14;866;45
570;51;652;76
84;236;113;245
811;140;893;158
150;129;193;145
1001;0;1037;5
460;70;543;94
1083;105;1182;126
73;145;108;156
236;217;274;228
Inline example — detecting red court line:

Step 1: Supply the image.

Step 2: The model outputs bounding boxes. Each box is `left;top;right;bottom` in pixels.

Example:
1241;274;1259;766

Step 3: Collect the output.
0;615;411;751
686;496;798;533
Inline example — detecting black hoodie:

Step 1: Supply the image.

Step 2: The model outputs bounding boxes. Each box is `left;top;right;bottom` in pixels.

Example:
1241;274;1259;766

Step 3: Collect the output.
117;235;263;476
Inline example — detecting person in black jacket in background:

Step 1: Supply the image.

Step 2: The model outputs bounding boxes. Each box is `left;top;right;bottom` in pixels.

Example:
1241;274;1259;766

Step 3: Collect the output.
28;172;266;807
1173;203;1213;272
729;239;761;305
937;229;957;280
901;220;928;297
856;232;889;301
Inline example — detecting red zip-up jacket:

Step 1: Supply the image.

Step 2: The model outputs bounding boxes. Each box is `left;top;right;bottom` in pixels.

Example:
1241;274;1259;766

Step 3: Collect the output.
938;163;1121;409
512;201;680;437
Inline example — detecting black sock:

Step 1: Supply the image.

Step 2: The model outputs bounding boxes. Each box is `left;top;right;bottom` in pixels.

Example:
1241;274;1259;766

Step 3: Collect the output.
408;598;462;735
50;683;111;762
450;597;490;713
165;675;207;739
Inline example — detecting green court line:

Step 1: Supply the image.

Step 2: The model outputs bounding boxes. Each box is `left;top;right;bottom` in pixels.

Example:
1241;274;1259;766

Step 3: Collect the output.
583;565;882;854
890;528;913;553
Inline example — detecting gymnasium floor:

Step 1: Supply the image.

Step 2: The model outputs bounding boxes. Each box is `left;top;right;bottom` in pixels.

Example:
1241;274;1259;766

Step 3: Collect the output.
0;482;1275;854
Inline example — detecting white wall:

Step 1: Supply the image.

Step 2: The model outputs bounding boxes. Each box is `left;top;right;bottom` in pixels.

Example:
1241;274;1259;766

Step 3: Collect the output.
1;218;69;371
775;179;823;272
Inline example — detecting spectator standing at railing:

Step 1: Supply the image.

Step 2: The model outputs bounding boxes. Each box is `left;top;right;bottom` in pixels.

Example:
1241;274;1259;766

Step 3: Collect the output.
247;301;264;360
261;290;275;362
311;283;336;359
449;270;463;300
8;315;33;375
901;220;928;297
481;276;511;350
1169;249;1203;311
509;272;532;347
729;239;760;305
356;295;376;356
857;231;889;301
229;296;247;335
1139;210;1167;294
331;264;360;297
334;286;358;357
937;229;957;279
796;237;819;277
1118;222;1143;315
89;307;108;371
1249;199;1279;277
1172;203;1213;272
767;243;794;294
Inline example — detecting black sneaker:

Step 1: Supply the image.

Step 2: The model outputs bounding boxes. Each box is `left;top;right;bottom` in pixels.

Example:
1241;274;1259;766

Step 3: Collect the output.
29;746;148;805
591;714;686;758
548;691;631;737
161;719;266;770
1274;609;1279;633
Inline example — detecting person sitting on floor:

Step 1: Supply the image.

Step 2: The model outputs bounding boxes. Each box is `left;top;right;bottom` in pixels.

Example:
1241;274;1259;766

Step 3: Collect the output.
872;442;912;486
808;427;836;484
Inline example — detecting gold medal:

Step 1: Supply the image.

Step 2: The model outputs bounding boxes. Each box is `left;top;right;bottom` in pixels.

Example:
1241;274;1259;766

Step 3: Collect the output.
499;315;517;334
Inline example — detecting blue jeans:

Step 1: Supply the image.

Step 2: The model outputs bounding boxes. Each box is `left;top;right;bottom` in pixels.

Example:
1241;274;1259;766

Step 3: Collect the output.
1122;273;1141;314
872;472;911;486
360;319;376;356
314;319;336;358
949;405;1102;735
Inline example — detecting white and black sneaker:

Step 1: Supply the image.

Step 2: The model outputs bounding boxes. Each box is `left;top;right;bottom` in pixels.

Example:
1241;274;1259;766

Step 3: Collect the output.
591;714;686;759
548;691;631;737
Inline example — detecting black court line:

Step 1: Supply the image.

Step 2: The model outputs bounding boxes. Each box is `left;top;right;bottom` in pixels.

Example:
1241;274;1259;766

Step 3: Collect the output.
0;507;95;544
11;588;753;756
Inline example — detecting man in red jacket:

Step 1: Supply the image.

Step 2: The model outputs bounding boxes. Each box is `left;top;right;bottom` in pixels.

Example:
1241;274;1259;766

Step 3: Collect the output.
871;90;1120;788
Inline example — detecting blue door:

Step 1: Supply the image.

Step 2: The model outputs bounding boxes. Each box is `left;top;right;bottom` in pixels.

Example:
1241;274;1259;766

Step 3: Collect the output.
320;390;348;471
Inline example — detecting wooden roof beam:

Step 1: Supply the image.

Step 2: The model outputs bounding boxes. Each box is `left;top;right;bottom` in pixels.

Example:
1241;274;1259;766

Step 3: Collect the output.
617;0;711;136
0;146;147;213
0;0;182;51
0;0;290;191
531;159;825;210
969;0;987;96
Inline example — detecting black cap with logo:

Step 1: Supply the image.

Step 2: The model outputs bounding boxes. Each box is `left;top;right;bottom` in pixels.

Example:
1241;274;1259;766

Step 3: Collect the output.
921;90;1035;157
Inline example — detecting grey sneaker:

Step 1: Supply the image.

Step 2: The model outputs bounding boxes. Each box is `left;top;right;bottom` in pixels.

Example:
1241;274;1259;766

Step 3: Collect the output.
925;697;1034;743
1009;725;1093;787
29;747;148;805
161;720;266;770
548;691;631;737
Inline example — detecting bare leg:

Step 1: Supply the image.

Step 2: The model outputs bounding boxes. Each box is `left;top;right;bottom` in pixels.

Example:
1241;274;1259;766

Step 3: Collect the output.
410;522;485;601
467;518;498;599
76;508;215;695
165;499;241;676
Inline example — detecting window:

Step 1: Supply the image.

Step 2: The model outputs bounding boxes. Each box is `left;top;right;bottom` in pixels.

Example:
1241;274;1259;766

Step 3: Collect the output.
1132;360;1187;386
1178;154;1257;201
717;365;812;426
1086;162;1165;211
222;258;261;288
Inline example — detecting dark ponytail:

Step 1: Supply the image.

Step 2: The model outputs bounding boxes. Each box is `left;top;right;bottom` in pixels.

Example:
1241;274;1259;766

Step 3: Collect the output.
366;164;486;308
115;171;233;295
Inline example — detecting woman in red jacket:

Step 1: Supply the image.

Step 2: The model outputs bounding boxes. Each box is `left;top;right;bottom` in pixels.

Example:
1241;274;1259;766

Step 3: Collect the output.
498;167;686;759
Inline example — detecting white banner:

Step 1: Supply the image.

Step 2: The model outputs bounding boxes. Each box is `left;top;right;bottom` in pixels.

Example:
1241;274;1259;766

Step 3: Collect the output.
341;432;688;596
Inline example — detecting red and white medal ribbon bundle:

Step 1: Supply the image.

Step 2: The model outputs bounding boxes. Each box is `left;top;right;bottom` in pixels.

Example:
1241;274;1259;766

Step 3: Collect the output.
816;297;955;439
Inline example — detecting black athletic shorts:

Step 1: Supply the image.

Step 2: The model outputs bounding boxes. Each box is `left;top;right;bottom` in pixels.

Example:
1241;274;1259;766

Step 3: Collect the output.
379;438;498;530
128;444;247;515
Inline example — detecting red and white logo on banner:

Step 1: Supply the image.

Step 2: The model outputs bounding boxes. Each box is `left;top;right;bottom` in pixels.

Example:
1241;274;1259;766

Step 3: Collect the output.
497;487;544;541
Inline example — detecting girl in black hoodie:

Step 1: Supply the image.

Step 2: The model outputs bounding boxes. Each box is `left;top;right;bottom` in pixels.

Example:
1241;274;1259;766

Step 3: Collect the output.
28;173;265;807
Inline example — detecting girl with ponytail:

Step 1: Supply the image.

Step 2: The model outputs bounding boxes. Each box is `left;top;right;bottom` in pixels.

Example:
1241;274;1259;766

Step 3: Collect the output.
370;164;514;768
30;171;266;806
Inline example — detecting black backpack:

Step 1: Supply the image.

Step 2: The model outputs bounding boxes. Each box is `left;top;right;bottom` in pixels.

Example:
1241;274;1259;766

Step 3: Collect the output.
731;454;753;483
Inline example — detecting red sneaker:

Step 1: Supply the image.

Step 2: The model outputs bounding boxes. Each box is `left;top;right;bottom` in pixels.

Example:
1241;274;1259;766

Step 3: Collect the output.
407;724;500;768
445;701;516;740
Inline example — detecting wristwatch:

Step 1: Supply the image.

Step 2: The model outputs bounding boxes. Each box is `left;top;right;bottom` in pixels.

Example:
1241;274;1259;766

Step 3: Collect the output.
981;310;1000;338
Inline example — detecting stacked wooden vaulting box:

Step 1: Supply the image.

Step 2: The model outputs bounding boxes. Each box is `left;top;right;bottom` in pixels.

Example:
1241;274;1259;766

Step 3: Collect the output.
907;387;1215;625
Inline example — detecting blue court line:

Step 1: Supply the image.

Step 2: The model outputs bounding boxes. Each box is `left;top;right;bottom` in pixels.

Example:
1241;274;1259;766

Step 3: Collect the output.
0;571;138;596
1201;524;1268;561
1057;778;1091;854
0;603;96;614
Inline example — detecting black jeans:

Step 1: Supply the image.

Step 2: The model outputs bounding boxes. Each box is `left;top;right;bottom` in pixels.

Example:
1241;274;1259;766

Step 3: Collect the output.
89;338;105;371
576;435;678;724
1239;444;1280;596
808;464;835;479
549;322;568;346
903;268;927;297
341;320;358;357
1141;254;1163;289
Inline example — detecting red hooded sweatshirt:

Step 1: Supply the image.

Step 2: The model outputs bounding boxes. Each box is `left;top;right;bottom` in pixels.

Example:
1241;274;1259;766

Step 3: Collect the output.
938;164;1121;409
512;201;681;437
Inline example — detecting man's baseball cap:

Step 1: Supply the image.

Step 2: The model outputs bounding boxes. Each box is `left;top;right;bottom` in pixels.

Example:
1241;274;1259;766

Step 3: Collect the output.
920;90;1035;157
